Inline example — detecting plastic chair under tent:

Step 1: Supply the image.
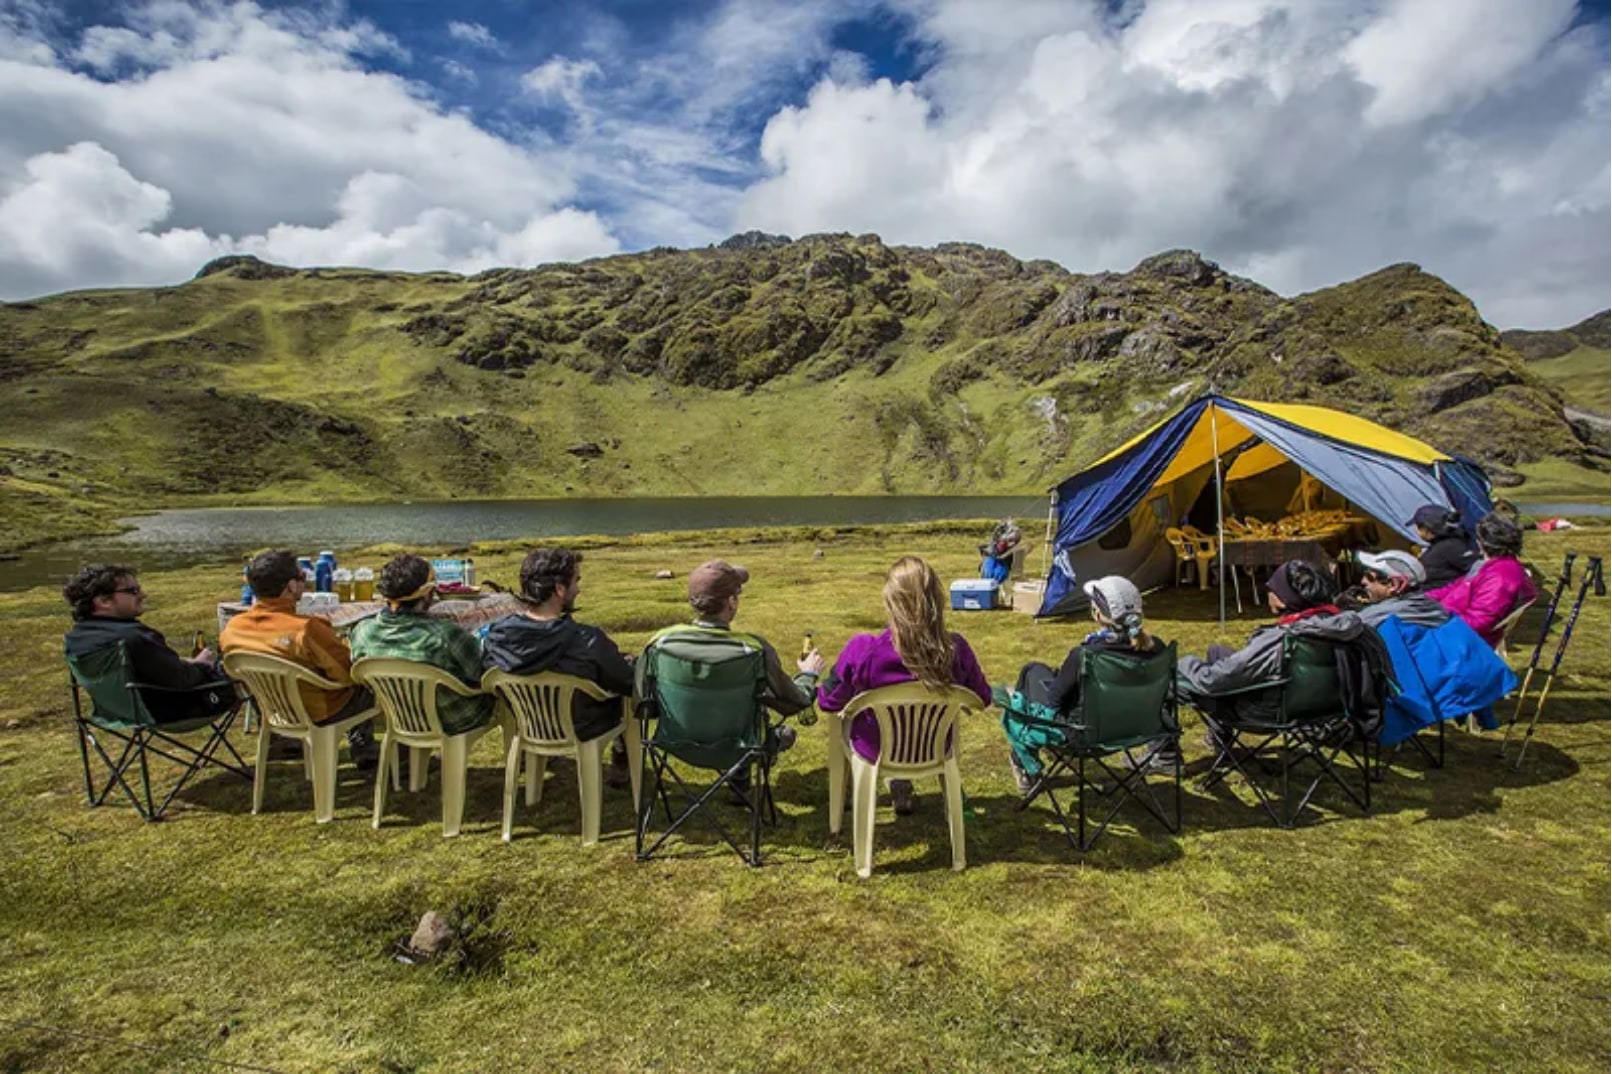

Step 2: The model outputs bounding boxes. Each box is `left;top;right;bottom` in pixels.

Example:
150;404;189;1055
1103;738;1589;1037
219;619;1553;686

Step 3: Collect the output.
482;669;642;845
828;683;983;878
351;657;495;838
222;650;379;824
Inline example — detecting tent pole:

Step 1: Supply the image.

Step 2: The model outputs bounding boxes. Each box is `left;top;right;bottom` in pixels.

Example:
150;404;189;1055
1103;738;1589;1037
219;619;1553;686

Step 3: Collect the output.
1041;490;1056;582
1212;401;1226;631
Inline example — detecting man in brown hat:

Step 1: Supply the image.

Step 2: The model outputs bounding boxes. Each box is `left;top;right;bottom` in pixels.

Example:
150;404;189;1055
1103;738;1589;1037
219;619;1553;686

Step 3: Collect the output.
639;560;824;790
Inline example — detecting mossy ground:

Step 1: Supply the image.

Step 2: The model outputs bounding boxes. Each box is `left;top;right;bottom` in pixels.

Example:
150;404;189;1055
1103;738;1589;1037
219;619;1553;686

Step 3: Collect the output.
0;524;1607;1073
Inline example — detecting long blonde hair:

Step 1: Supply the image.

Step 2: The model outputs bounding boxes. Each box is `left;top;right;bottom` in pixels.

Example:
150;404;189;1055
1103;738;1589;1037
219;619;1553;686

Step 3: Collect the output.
882;556;955;688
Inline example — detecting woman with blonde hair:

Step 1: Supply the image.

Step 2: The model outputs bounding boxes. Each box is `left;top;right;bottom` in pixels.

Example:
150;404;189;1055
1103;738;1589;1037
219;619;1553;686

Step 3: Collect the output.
817;556;992;815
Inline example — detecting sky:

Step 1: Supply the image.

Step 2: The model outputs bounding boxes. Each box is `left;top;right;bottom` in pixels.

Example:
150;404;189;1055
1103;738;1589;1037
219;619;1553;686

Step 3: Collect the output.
0;0;1606;327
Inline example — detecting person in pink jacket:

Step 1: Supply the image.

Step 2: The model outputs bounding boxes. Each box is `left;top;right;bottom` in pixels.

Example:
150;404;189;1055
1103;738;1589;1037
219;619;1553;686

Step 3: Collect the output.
1428;513;1537;647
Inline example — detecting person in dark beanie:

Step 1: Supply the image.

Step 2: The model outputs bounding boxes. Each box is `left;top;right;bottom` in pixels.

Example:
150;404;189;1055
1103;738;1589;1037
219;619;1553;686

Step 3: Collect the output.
1176;560;1366;726
1410;505;1477;588
62;564;235;722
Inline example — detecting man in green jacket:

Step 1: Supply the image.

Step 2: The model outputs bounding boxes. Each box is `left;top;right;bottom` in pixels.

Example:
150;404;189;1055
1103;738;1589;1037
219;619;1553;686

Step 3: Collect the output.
349;554;494;734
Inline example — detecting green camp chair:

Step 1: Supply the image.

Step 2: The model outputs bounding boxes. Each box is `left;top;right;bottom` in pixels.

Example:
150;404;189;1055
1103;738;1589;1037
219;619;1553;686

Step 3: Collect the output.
1012;643;1181;851
1198;635;1371;828
634;632;777;867
66;642;252;821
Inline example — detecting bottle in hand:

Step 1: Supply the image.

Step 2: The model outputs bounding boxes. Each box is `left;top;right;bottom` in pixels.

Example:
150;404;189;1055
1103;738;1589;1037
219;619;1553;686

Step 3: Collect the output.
191;631;207;657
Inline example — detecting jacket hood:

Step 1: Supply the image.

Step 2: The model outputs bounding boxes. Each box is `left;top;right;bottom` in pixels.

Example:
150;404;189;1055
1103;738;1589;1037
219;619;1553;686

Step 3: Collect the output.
483;614;580;671
1286;610;1365;642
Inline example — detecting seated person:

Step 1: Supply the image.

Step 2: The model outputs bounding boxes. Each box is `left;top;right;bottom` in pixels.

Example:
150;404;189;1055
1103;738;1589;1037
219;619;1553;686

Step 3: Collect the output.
1428;512;1537;647
817;556;991;814
482;547;635;783
350;554;494;735
220;550;377;768
640;560;824;793
1410;505;1478;589
1177;559;1364;726
1351;550;1451;628
1001;576;1168;796
62;564;236;722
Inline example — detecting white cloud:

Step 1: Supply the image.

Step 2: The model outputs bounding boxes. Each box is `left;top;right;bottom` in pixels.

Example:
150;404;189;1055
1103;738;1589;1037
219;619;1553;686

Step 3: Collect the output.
446;19;498;51
0;1;619;299
440;58;476;84
737;0;1610;327
520;56;602;111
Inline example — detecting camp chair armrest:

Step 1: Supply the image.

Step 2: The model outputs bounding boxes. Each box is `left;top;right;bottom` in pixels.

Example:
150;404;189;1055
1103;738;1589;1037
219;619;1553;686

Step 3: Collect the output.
127;677;238;697
1195;676;1290;700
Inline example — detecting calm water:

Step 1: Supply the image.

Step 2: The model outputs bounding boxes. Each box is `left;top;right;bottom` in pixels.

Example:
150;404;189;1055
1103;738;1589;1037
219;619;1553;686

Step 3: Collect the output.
1;496;1049;593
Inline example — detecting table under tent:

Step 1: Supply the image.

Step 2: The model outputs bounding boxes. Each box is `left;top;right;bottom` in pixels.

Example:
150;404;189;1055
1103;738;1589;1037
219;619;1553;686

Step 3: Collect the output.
1035;394;1494;623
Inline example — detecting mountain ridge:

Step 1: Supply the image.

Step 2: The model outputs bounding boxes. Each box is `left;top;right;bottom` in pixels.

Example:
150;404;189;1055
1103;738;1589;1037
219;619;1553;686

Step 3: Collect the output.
1;234;1605;551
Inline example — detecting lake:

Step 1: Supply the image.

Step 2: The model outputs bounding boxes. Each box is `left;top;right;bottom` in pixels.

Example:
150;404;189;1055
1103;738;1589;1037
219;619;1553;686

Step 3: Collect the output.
0;496;1049;593
4;495;1602;594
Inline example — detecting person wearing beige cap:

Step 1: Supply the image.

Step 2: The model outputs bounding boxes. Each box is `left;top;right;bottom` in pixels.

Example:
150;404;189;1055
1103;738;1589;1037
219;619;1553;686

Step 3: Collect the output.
638;560;825;794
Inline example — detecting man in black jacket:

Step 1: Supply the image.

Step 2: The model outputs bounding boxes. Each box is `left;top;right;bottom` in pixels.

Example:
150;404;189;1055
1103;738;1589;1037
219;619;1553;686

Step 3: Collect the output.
481;547;634;784
62;564;235;722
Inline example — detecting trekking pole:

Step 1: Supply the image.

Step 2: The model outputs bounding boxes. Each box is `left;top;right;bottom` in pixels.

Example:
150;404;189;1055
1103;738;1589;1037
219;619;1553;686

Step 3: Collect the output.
1501;552;1575;754
1509;556;1603;769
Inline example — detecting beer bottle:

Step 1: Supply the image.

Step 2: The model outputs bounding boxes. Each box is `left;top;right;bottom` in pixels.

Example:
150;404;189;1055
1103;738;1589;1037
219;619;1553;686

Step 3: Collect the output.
800;630;815;662
192;630;206;657
796;630;819;726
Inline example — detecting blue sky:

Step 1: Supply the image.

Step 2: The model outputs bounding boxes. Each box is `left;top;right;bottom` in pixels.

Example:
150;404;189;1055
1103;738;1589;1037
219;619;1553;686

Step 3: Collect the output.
0;0;1606;326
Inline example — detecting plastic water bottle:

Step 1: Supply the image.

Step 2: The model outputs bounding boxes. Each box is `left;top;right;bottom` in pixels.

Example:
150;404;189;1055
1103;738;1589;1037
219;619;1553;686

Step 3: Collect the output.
463;557;476;588
298;556;315;587
315;551;336;593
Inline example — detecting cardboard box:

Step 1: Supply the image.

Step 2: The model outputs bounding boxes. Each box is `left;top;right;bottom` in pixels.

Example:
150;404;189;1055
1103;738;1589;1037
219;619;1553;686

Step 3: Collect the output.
950;578;1002;611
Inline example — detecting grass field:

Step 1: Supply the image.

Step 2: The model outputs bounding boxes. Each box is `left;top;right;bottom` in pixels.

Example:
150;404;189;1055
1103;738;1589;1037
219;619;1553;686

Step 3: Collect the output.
0;524;1607;1073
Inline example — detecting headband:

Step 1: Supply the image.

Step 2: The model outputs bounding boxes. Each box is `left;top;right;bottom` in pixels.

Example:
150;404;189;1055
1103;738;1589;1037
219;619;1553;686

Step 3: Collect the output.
384;568;437;610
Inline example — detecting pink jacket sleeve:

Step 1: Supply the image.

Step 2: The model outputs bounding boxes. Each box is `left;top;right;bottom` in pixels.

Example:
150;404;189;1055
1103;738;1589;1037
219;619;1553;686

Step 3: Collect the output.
1461;558;1537;639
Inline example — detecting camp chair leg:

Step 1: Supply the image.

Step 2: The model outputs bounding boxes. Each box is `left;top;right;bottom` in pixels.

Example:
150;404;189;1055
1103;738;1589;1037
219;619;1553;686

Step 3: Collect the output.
136;731;157;820
750;759;765;868
851;757;880;878
578;737;605;846
441;735;470;838
635;747;766;865
942;758;966;871
252;727;271;814
372;732;395;829
74;717;97;807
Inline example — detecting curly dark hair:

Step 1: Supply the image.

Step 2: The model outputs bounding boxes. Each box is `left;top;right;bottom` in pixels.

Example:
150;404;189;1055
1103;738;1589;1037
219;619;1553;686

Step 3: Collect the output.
246;550;301;599
63;564;137;621
519;547;580;605
379;553;433;609
1476;512;1524;558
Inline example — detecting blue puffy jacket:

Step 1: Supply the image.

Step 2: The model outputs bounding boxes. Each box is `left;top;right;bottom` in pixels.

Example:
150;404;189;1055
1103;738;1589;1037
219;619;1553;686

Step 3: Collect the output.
1374;615;1518;745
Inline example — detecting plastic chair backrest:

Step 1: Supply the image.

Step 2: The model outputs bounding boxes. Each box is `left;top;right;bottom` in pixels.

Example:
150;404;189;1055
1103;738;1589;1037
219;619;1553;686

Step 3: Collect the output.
484;669;614;746
1490;597;1536;656
1163;527;1192;560
66;643;154;729
641;636;767;771
1281;636;1343;723
222;650;331;733
1076;642;1178;751
841;682;981;768
351;657;465;737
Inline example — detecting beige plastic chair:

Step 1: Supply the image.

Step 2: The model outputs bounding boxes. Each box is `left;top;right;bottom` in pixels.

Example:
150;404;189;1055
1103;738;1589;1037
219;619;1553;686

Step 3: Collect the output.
351;657;494;838
1166;526;1217;589
482;670;642;845
221;651;381;824
831;683;983;879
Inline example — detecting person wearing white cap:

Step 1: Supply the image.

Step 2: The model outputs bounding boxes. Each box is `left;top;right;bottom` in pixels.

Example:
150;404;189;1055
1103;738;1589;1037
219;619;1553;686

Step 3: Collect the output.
1353;550;1450;629
1001;575;1171;795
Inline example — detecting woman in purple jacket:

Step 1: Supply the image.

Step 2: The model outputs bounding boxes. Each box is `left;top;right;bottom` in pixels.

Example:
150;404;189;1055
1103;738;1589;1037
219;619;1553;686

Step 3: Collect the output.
818;556;992;816
1428;513;1537;647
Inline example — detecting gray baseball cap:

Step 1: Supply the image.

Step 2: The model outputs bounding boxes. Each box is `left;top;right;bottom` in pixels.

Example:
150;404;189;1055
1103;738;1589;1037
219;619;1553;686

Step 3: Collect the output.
1358;549;1426;585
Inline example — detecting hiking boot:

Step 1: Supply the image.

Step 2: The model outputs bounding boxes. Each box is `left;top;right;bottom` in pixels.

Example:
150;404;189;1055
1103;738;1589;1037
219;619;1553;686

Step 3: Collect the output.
774;724;798;753
1008;752;1035;798
603;754;632;790
890;779;916;815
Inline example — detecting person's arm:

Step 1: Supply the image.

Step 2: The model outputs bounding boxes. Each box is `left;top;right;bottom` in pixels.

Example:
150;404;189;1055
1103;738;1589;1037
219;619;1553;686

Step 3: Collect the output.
951;636;993;708
1176;630;1284;696
1462;563;1526;638
816;637;863;713
1045;645;1087;711
127;625;217;691
583;626;636;697
302;617;354;685
440;623;485;686
759;638;814;715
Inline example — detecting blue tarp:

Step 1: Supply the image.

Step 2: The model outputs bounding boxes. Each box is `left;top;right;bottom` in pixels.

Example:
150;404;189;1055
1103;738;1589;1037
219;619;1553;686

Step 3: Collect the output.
1039;395;1492;617
1375;615;1518;744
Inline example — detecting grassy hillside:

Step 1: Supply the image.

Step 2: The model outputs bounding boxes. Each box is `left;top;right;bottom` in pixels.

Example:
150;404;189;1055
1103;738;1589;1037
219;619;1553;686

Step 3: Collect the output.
1;237;1605;551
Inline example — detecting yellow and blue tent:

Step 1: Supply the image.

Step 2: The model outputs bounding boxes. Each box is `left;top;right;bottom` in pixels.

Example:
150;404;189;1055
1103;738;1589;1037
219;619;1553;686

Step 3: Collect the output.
1037;394;1493;618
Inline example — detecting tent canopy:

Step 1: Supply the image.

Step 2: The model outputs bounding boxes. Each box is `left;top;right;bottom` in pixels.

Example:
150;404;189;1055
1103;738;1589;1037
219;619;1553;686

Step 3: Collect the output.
1038;394;1491;618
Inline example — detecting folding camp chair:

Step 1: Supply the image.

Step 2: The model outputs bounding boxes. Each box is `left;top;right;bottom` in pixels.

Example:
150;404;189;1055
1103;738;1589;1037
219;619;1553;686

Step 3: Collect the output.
634;633;778;867
1198;636;1371;828
66;643;251;821
1012;643;1181;851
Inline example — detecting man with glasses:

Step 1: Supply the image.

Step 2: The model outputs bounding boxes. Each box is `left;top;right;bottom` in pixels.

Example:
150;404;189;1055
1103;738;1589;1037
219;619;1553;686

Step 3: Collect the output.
1351;550;1450;629
62;564;236;722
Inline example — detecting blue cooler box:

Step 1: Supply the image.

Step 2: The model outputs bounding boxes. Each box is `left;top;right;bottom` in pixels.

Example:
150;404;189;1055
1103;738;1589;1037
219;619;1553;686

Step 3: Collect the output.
950;579;1001;611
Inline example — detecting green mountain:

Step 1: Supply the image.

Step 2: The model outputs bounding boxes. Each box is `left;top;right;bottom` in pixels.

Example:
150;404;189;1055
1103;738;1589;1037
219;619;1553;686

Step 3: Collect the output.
1500;310;1611;420
1;233;1605;551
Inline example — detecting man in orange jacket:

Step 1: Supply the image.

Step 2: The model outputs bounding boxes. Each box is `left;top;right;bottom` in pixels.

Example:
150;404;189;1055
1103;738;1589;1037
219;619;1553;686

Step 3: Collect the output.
221;550;378;769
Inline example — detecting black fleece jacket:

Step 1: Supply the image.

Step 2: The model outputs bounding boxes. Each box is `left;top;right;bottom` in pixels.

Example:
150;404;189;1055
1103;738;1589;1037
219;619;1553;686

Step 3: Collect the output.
481;613;634;740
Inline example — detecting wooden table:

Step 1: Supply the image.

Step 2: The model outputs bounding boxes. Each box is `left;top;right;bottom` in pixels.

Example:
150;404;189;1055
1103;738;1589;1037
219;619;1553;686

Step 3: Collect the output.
216;592;523;636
